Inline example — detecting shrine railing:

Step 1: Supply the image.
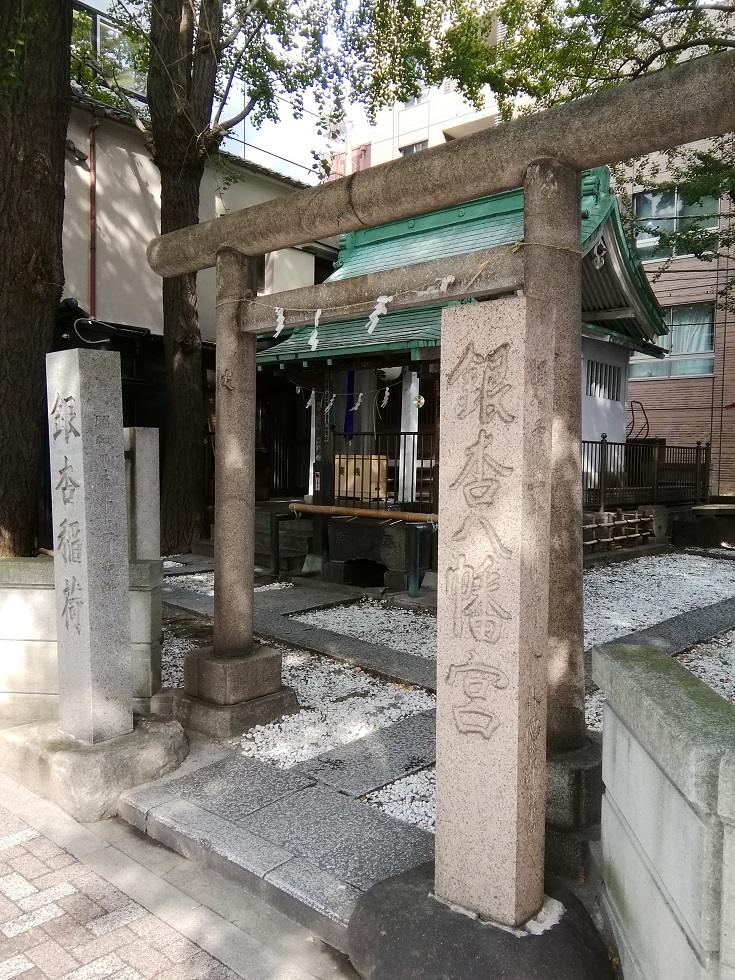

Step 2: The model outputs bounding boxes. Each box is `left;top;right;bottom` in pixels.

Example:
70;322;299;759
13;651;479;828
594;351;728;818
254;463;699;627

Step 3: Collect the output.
582;436;710;510
330;430;439;513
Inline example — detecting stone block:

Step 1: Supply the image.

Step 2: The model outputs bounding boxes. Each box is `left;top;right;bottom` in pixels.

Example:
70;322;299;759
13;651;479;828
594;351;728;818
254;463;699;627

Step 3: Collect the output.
296;710;436;796
602;705;721;952
239;784;434;892
172;686;299;739
0;692;59;727
435;296;553;926
721;822;735;972
132;641;162;700
0;584;56;640
544;824;598;880
592;642;735;811
145;798;293;881
129;590;161;644
601;794;714;980
0;642;58;694
125;427;160;561
0;718;188;821
183;646;282;705
546;737;602;831
264;857;360;952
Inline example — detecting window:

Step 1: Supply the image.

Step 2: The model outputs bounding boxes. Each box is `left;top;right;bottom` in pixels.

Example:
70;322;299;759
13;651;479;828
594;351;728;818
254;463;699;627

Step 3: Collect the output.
399;140;428;158
443;78;457;94
633;188;719;261
586;360;621;401
629;304;715;378
402;89;428;109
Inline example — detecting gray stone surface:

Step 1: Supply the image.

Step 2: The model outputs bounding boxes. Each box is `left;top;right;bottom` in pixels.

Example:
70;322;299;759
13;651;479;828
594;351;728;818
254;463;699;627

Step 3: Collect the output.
124;426;160;560
0;718;188;821
172;685;299;739
213;250;258;657
46;348;132;743
296;710;436;796
184;645;284;704
528;161;586;754
239;784;434;891
436;296;552;926
265;857;362;928
146;797;293;879
163;754;314;821
348;863;614;980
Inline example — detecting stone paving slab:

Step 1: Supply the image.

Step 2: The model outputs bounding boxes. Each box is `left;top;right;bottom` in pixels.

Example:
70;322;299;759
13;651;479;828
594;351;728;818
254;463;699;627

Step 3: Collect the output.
162;756;315;824
238;785;435;893
295;711;436;796
145;799;293;880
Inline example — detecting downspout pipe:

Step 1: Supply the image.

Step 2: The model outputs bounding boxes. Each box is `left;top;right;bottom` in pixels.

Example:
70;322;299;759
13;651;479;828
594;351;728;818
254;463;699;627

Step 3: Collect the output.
88;118;100;318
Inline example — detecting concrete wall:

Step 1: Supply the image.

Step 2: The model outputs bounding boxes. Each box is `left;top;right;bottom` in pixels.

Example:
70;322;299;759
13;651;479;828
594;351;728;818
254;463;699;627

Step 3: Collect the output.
63;104;319;343
0;558;162;727
593;642;735;980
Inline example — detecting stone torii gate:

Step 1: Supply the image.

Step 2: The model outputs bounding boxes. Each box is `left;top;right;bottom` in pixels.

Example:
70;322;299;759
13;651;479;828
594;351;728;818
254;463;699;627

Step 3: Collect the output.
148;51;735;944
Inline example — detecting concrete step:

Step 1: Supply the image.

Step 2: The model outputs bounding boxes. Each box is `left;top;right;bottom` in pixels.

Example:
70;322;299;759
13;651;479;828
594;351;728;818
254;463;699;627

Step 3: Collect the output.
191;539;214;557
119;753;435;954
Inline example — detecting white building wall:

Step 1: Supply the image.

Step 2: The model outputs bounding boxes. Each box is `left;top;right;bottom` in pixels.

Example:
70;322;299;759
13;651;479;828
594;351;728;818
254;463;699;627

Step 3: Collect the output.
581;337;631;443
62;104;318;342
352;83;499;166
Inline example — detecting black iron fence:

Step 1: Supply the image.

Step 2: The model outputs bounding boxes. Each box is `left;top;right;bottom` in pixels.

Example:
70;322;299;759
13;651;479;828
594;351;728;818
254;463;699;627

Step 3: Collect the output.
331;430;439;513
583;436;710;510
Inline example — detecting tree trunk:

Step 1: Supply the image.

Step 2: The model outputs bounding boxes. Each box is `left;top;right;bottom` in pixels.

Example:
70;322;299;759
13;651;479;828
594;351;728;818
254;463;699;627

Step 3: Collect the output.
0;0;72;557
159;163;207;554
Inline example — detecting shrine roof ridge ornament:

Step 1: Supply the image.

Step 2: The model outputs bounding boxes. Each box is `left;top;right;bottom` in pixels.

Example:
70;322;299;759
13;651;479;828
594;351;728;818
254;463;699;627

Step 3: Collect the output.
147;51;735;279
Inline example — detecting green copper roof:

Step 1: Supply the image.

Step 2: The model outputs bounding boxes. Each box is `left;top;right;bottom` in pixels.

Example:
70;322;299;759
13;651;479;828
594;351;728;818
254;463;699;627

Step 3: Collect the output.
328;169;615;282
257;166;667;366
256;305;442;365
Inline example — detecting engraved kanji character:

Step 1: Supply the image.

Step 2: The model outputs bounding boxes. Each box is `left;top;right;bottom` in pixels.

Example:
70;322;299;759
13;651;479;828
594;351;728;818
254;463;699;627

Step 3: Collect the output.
57;519;82;563
447;342;517;424
50;393;80;443
450;430;513;507
454;515;513;559
446;555;511;642
62;577;84;634
55;457;80;505
445;652;509;738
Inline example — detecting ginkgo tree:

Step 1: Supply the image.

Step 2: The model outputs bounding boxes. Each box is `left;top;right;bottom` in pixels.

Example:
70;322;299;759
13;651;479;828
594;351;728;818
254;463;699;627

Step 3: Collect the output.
70;0;482;554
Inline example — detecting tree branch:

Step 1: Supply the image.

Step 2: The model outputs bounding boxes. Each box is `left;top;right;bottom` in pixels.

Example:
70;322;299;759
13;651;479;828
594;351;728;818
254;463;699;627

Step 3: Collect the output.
215;91;259;134
633;38;735;75
221;0;262;49
213;45;245;124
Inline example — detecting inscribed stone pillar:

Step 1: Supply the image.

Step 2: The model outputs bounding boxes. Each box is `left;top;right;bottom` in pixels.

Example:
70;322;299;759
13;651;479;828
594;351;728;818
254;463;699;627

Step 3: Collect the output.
124;427;160;560
46;349;132;743
524;160;586;752
435;296;553;928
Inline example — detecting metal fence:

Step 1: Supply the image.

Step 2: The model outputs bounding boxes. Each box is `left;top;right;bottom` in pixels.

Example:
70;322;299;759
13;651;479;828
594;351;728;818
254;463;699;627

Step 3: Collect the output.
582;436;710;510
331;430;439;513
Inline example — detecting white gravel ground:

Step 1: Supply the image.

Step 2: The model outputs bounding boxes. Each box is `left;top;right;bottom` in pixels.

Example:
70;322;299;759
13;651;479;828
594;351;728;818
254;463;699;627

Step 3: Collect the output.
363;769;436;831
236;649;434;768
161;552;735;831
676;630;735;704
161;627;197;689
295;601;437;659
166;573;294;596
292;554;735;655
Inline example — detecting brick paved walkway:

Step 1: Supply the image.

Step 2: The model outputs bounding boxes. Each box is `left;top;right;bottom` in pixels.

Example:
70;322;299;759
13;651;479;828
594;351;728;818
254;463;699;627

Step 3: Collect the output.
0;803;237;980
0;769;359;980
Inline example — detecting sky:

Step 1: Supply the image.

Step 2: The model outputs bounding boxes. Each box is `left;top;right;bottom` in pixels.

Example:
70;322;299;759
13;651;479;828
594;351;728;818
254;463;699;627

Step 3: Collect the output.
82;0;335;185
